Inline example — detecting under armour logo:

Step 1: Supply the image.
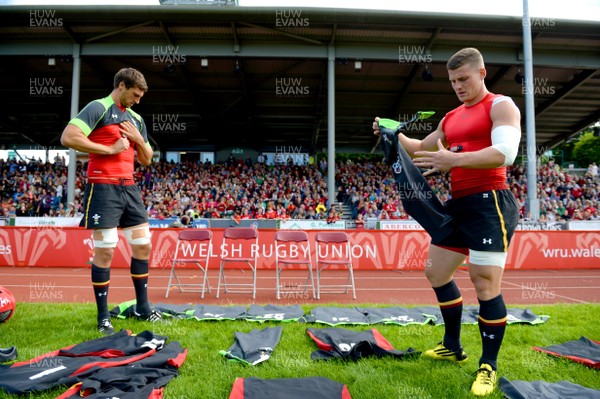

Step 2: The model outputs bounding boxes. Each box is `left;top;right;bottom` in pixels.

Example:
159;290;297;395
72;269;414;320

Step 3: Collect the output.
98;292;107;297
483;332;495;339
483;193;489;198
483;238;492;244
392;160;402;174
111;114;118;119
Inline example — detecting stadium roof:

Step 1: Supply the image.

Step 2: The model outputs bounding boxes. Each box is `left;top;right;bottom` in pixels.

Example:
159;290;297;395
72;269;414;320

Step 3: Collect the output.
0;5;599;154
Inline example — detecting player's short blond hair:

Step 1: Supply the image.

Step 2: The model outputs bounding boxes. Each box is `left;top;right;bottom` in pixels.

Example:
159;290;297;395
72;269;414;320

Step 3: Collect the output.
447;48;484;71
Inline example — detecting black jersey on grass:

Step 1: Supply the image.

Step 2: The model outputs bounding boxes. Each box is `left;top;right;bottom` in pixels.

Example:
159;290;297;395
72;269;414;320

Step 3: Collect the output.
220;326;282;366
307;327;420;361
0;330;186;398
229;376;353;399
499;377;600;399
533;336;600;369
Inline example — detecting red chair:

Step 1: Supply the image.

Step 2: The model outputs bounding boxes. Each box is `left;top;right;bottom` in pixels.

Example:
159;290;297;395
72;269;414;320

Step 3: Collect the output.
275;230;315;300
217;227;259;299
315;231;356;300
165;229;212;299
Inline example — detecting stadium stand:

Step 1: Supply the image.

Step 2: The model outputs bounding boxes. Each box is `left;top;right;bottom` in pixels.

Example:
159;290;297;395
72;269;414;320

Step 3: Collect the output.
1;157;598;225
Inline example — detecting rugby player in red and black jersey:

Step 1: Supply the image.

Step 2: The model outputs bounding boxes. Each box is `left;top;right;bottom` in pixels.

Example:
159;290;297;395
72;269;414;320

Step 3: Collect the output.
373;48;520;396
61;68;161;335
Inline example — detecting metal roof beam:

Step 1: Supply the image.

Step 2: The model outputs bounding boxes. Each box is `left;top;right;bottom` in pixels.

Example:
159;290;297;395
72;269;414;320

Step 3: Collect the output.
2;41;600;70
535;69;598;117
85;21;157;43
546;108;600;148
238;21;323;46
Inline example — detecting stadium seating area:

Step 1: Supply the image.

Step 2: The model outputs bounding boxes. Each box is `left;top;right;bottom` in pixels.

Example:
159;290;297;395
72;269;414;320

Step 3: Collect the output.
1;157;598;223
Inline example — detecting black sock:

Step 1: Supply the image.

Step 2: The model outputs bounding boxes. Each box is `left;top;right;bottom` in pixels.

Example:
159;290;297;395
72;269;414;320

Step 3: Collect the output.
478;294;507;370
131;258;151;315
91;264;110;323
433;280;463;352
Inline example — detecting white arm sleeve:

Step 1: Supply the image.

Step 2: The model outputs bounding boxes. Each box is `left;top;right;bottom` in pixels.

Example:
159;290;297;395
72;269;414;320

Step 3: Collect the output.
491;125;521;166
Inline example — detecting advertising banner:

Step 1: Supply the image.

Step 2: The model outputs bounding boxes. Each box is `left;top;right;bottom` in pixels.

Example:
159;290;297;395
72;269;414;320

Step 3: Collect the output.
279;220;346;230
379;221;425;230
0;228;598;270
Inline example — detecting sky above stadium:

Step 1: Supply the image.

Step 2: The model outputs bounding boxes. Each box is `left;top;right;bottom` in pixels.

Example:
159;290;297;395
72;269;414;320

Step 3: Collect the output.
1;0;599;21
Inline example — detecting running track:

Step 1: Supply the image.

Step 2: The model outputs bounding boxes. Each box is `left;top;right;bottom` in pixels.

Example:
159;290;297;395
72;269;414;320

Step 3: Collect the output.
2;267;599;306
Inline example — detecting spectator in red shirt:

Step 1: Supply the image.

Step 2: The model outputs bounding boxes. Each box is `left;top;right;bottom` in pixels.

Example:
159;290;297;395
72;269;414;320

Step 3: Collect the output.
326;208;340;224
265;204;277;219
354;213;365;229
240;207;252;219
231;209;242;225
255;207;266;219
583;200;597;218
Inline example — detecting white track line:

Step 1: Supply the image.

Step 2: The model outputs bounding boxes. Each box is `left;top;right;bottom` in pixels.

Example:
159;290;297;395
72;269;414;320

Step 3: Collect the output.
3;271;600;280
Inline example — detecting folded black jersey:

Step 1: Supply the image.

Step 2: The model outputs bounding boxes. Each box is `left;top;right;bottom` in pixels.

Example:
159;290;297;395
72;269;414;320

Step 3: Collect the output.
533;336;600;369
418;305;550;326
229;376;353;399
378;119;454;243
307;327;420;361
498;377;600;399
0;330;186;398
56;342;186;399
301;307;370;325
220;326;282;366
301;306;433;326
243;304;305;322
59;329;166;357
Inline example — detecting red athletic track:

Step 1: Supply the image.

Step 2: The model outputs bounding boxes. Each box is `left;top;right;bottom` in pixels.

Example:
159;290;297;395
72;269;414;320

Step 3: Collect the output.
2;267;599;306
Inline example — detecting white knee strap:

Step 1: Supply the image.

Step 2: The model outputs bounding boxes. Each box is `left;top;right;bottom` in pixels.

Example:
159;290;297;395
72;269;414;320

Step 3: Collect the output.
93;228;119;248
122;225;152;245
469;250;508;268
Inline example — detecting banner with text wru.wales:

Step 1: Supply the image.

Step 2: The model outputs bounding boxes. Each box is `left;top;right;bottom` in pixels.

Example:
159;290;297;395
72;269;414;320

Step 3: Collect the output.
0;228;598;270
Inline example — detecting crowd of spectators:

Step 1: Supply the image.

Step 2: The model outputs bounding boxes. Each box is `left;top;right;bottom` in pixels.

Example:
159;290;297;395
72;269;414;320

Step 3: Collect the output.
1;155;598;225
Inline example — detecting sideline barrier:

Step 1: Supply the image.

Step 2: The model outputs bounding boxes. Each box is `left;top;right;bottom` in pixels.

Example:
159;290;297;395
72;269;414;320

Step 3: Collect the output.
0;228;597;270
8;217;594;231
279;220;345;230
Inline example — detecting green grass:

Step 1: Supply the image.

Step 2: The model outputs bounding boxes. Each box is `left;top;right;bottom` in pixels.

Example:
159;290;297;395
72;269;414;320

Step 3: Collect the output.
1;303;599;398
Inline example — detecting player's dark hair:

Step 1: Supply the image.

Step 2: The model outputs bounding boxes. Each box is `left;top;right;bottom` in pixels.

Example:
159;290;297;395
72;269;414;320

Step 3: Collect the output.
447;48;484;71
114;68;148;91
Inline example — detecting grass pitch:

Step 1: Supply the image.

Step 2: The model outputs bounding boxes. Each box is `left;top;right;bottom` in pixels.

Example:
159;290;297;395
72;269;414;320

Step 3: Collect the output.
0;303;598;398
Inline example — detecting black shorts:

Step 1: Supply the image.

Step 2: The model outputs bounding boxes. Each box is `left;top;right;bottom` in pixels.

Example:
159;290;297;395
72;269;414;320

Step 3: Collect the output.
80;182;148;229
433;189;519;253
